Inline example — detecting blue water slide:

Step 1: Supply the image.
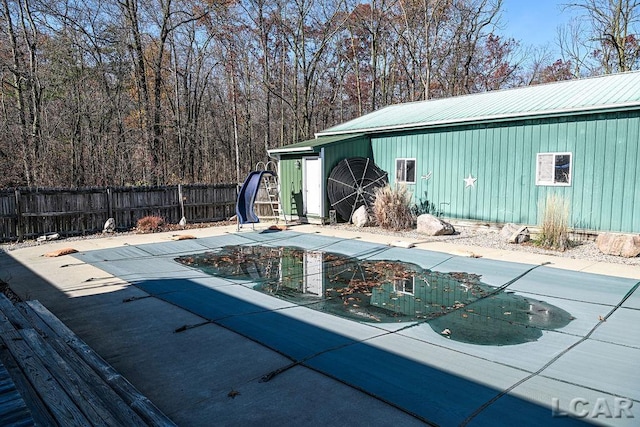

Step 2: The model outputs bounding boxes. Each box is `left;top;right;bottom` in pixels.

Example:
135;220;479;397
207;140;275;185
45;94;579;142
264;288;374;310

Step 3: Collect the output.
236;170;275;225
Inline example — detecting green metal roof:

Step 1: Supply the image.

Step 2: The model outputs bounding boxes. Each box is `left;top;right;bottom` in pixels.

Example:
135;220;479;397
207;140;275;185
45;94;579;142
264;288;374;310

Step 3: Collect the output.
268;133;365;157
317;71;640;136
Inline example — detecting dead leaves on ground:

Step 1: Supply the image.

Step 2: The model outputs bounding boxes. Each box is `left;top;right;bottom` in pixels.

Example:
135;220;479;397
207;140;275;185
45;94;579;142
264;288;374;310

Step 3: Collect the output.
171;234;197;240
43;247;78;257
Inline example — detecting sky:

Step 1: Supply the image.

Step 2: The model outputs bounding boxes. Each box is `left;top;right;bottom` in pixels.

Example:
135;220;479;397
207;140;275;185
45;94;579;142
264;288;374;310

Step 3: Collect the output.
500;0;578;55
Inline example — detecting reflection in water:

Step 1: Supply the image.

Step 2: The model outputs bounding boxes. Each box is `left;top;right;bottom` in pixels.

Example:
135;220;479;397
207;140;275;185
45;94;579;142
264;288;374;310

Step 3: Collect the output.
176;245;573;346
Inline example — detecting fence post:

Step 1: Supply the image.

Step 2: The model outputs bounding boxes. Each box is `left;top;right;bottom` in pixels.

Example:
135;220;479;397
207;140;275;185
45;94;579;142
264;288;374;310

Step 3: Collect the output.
106;187;113;219
178;184;185;220
14;189;23;242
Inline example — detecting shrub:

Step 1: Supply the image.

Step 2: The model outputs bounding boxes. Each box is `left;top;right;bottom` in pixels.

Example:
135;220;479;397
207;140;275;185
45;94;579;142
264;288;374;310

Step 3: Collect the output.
136;215;165;233
372;184;414;231
537;194;570;251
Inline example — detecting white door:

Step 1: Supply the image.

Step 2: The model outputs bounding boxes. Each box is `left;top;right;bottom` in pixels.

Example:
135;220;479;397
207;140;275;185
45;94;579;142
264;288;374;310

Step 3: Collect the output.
303;157;322;216
304;251;324;296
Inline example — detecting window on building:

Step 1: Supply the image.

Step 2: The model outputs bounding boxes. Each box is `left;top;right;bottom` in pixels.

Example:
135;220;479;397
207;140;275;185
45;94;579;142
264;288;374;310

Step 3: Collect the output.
536;152;572;186
393;276;414;295
396;158;416;183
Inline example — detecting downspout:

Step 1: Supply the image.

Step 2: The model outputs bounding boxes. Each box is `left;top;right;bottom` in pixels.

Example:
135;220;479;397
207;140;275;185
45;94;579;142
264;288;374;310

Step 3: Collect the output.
320;147;326;221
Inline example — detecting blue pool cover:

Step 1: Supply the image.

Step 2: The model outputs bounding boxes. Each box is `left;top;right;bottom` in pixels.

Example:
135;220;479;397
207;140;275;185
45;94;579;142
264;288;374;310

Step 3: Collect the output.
73;231;640;426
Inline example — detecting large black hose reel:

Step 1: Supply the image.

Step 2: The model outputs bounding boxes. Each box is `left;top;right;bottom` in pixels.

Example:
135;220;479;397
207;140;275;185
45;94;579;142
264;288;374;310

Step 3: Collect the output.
327;157;388;222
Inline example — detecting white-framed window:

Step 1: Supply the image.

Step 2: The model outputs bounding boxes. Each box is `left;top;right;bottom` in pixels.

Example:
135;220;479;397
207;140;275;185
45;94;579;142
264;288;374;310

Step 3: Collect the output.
396;158;416;183
536;152;572;186
393;276;414;295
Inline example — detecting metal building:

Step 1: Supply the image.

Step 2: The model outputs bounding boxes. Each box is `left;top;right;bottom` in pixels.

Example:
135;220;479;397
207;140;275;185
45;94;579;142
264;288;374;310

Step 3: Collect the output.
268;72;640;233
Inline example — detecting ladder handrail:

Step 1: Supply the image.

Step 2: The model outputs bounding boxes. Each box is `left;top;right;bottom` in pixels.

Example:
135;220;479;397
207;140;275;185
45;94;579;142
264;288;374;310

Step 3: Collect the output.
255;161;278;173
259;170;280;223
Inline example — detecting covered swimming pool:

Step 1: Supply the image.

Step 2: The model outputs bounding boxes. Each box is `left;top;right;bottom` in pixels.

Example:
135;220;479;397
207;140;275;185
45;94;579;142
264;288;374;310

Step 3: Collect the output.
71;229;639;426
175;244;574;346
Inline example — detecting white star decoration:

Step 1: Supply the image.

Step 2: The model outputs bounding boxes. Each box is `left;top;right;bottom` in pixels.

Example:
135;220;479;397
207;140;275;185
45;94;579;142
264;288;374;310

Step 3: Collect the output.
463;174;477;188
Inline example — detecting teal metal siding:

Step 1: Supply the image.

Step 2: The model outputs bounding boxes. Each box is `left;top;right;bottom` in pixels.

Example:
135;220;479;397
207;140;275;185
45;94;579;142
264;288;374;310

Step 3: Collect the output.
371;112;640;233
323;136;372;175
278;135;371;219
279;156;304;217
322;135;372;218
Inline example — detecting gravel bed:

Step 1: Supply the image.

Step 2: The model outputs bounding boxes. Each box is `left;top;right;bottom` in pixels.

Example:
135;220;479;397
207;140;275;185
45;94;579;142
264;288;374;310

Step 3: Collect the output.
324;223;640;267
0;221;233;253
0;231;135;252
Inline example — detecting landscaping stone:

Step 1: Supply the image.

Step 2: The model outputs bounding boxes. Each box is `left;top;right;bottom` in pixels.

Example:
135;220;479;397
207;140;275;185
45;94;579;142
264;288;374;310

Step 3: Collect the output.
416;214;455;236
103;217;115;233
351;205;370;227
499;223;530;244
595;233;640;258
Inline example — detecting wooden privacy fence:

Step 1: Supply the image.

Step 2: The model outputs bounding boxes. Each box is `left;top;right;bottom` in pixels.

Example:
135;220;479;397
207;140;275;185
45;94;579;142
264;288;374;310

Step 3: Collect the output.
0;184;237;242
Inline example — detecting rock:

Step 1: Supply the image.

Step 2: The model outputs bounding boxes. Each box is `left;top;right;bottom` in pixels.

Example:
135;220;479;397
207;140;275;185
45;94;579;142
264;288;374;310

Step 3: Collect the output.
499;223;516;239
416;214;455;236
351;205;370;227
500;223;530;244
596;233;640;258
103;217;115;233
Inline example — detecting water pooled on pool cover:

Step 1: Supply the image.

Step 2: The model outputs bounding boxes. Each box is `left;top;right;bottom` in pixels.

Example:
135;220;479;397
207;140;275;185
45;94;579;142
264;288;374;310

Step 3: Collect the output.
175;245;573;345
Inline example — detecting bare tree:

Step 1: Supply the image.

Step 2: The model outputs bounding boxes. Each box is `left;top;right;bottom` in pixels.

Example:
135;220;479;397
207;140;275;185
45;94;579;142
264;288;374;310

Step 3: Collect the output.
392;0;452;101
562;0;640;74
0;0;535;189
1;0;43;186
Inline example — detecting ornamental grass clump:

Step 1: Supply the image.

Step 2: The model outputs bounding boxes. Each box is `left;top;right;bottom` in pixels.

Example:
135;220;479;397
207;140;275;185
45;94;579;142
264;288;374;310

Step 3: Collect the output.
372;184;414;231
136;215;165;233
537;194;570;251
